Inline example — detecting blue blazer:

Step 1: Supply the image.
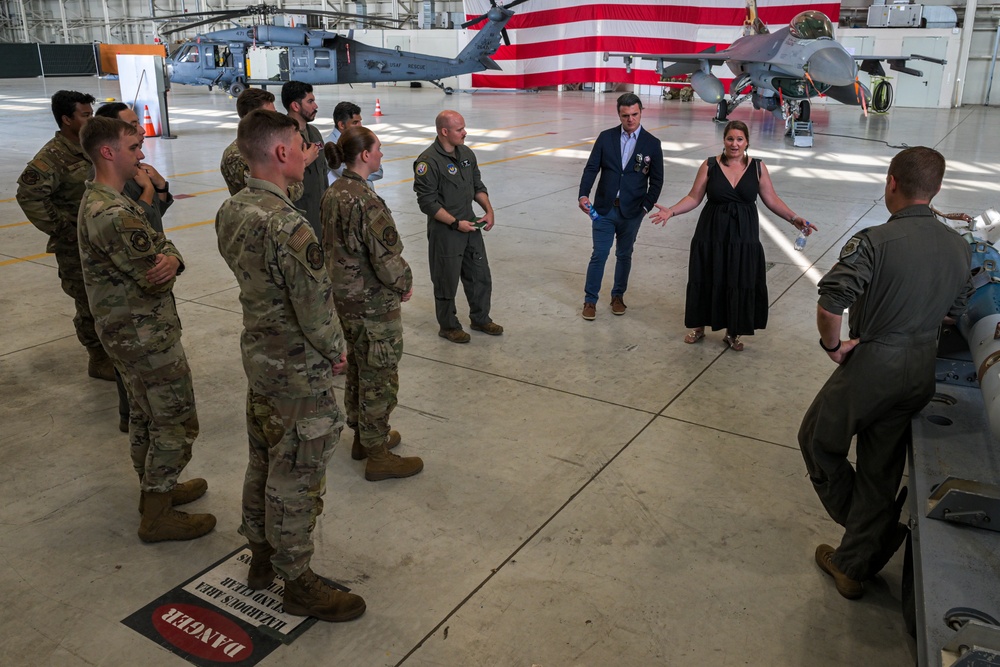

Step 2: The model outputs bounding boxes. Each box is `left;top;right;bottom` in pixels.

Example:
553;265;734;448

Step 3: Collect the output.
579;125;664;220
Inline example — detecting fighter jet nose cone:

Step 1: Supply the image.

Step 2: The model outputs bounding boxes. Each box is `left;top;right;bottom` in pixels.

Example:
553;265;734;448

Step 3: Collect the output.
807;47;856;86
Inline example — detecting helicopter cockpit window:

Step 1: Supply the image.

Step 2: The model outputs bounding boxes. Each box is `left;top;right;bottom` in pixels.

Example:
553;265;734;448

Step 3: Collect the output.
789;11;834;39
314;50;331;69
178;45;199;63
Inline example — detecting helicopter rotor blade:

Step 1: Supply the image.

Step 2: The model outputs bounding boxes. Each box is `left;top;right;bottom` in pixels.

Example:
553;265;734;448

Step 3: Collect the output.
161;13;243;35
501;27;510;46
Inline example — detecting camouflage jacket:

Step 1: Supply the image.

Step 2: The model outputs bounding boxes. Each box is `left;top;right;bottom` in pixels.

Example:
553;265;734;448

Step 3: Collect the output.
77;181;185;364
321;170;411;321
221;138;304;200
17;131;93;246
216;176;344;398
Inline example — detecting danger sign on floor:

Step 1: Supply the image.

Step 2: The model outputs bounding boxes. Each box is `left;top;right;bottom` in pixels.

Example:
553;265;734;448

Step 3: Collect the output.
121;547;350;665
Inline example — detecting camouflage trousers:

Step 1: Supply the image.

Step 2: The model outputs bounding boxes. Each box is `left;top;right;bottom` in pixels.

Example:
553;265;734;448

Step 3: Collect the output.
340;316;403;450
240;388;344;580
49;232;101;350
118;342;199;493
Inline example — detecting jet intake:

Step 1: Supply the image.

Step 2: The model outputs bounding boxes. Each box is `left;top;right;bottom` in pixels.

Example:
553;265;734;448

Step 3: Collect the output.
690;71;725;104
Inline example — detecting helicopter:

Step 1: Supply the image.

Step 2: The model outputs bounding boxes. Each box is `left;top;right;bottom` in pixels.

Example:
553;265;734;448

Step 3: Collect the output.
606;0;945;124
161;1;528;96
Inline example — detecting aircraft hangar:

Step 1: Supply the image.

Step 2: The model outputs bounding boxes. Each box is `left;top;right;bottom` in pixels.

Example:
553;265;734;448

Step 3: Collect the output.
1;1;998;665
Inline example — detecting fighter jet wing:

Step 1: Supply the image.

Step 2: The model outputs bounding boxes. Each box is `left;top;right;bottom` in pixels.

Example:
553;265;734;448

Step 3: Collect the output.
854;54;946;78
604;47;729;78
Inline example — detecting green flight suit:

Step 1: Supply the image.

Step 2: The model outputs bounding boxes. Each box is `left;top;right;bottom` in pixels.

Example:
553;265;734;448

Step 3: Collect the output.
798;205;973;580
413;138;494;331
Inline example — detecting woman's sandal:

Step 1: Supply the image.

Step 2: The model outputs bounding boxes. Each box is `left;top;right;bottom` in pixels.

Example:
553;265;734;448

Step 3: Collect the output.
725;335;744;352
684;329;706;344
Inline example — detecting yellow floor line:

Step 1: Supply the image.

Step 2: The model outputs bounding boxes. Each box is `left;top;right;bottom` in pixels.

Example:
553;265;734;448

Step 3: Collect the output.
0;252;51;267
1;220;30;229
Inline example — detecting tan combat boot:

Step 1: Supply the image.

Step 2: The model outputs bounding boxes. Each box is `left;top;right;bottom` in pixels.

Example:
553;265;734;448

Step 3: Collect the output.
282;568;366;622
351;429;401;460
138;478;208;514
247;541;276;589
138;491;216;543
364;443;423;481
87;346;116;381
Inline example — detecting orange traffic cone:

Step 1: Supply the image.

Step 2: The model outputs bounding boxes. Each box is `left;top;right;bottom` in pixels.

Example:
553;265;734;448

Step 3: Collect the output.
373;99;383;117
142;105;157;137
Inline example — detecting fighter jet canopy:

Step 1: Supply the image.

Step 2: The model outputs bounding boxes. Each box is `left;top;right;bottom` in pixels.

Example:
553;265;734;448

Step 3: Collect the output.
789;11;834;39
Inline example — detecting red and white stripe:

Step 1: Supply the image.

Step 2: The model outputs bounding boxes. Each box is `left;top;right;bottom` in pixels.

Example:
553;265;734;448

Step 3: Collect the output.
463;0;841;89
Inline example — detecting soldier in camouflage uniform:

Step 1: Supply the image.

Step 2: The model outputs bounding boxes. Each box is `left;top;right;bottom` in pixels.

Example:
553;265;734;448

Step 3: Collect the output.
95;101;175;433
221;88;304;201
77;117;215;543
215;109;366;623
16;90;115;381
322;127;423;481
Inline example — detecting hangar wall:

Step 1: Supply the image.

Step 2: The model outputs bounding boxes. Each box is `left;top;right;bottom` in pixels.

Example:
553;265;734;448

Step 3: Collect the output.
1;0;997;106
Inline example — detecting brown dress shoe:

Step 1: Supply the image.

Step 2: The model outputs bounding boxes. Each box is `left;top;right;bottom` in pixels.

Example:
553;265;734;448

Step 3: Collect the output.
351;429;401;460
471;321;504;335
610;296;627;315
815;544;863;599
582;303;596;320
438;328;471;343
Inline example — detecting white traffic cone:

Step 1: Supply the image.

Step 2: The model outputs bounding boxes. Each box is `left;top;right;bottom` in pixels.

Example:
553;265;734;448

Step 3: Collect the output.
373;99;383;117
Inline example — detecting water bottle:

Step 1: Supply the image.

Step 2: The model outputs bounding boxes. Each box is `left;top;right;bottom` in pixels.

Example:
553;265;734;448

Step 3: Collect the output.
587;204;600;221
794;228;808;251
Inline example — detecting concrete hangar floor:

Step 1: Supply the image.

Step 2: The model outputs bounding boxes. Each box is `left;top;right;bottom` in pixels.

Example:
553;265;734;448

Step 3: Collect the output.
1;76;997;666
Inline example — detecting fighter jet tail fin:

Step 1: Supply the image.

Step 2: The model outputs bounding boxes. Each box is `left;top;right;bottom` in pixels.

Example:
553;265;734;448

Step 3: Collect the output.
743;0;769;35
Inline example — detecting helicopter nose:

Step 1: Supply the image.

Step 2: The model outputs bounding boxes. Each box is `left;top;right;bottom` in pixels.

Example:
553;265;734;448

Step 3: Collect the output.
806;47;856;86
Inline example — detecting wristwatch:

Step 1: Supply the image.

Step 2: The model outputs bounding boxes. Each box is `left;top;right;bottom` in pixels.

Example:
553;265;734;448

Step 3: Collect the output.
154;181;169;193
449;220;460;231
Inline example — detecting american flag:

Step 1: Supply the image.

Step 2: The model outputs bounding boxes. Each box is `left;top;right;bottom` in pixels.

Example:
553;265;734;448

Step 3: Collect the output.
463;0;841;90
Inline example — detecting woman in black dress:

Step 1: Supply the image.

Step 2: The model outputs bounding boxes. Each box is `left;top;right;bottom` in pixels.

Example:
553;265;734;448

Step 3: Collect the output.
650;121;815;351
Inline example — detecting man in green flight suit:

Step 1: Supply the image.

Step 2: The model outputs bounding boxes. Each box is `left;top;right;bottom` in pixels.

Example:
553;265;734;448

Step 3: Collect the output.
413;110;503;343
282;81;328;241
799;146;973;600
17;89;115;381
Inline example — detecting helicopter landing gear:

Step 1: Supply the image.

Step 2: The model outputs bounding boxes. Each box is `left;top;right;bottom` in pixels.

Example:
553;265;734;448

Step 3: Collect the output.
444;86;454;95
228;81;246;97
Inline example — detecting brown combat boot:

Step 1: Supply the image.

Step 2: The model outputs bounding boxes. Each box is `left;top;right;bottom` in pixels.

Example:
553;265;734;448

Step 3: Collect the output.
87;346;115;381
364;443;423;481
247;541;276;589
282;568;366;622
351;429;401;460
138;478;209;514
138;491;216;543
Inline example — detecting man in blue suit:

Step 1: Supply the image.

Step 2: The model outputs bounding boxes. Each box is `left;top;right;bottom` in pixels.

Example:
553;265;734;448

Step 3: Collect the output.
578;93;663;319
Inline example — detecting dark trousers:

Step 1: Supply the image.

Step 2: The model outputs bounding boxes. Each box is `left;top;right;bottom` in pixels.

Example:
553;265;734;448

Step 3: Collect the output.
798;338;936;580
427;223;492;330
584;205;644;304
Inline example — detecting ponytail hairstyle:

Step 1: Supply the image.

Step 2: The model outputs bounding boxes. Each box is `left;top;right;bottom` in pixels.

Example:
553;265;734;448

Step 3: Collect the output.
325;125;377;171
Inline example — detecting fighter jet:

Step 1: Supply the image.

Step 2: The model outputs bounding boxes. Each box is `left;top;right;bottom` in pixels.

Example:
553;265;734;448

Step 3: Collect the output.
606;0;944;124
